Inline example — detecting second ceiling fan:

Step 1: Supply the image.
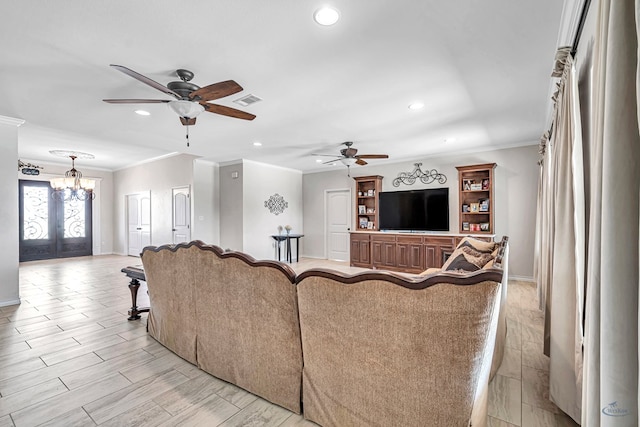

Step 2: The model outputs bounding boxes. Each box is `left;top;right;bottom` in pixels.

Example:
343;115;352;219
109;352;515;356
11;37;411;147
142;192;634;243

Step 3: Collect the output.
103;64;256;126
313;141;389;166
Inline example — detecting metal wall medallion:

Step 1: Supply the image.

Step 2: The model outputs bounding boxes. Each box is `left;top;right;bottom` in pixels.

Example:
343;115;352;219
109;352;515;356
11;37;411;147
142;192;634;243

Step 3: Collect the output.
264;193;288;215
392;163;447;187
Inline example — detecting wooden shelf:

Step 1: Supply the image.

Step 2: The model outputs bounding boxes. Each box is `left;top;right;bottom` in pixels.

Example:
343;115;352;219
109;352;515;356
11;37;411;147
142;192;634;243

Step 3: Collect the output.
354;175;382;231
456;163;496;234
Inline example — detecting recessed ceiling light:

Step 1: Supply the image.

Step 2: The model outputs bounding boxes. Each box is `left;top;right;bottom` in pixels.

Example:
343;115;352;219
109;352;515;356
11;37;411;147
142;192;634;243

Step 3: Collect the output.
444;137;457;143
316;159;323;163
408;102;424;110
253;142;262;147
135;110;150;116
314;6;340;26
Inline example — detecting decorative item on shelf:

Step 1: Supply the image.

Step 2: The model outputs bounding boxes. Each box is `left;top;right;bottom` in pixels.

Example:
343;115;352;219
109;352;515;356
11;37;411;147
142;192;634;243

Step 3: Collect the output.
359;217;368;228
367;221;374;229
480;223;490;231
285;225;292;235
358;191;363;196
358;205;366;214
462;222;470;231
367;189;374;196
470;202;480;213
462;204;470;212
470;223;480;232
277;225;283;235
463;179;472;191
482;178;490;190
49;155;96;201
392;163;447;187
470;183;482;190
264;193;288;215
366;207;375;214
479;199;489;212
18;160;44;176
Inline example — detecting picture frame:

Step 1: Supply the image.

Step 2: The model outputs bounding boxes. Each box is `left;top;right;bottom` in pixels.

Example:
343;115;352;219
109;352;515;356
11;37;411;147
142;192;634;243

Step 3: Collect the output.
463;179;472;191
470;202;479;213
358;205;366;214
481;178;490;190
367;189;374;196
462;204;470;212
462;222;470;231
367;207;375;214
359;217;368;228
479;199;489;212
480;222;490;231
470;183;482;191
367;221;374;229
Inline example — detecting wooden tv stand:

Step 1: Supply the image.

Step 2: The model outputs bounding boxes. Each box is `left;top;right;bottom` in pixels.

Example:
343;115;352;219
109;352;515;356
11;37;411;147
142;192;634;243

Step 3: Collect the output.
350;231;494;274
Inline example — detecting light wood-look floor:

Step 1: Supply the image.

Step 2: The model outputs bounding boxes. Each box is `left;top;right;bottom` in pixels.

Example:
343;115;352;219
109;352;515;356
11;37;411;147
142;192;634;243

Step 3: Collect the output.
0;255;578;426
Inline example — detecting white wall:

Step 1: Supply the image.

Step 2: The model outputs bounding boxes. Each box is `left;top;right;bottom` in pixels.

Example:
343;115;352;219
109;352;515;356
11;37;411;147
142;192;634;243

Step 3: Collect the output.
219;162;244;251
303;145;539;278
192;159;219;245
242;160;303;260
219;160;303;260
113;154;197;255
0;118;21;306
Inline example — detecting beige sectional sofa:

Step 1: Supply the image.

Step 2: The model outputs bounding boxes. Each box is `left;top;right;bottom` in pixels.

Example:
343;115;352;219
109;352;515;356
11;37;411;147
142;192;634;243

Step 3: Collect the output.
140;236;508;426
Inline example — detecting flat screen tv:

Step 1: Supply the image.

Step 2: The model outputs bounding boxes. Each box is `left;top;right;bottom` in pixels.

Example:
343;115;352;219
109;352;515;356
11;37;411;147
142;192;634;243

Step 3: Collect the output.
378;188;449;231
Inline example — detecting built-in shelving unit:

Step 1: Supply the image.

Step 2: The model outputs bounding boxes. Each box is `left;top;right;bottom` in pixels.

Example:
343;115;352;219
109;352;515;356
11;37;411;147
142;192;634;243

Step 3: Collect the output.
353;175;383;231
456;163;496;234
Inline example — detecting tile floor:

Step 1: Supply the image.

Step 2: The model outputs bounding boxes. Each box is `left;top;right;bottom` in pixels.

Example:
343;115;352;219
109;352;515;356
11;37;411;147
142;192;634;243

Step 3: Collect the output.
0;255;578;426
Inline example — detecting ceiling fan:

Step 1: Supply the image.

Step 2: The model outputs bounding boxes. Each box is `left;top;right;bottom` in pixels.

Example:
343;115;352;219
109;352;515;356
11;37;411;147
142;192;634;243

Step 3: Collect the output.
103;64;256;126
312;141;389;167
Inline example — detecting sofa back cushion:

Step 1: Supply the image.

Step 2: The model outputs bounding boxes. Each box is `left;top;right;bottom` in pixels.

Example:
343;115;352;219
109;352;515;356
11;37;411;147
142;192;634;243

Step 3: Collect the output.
194;251;303;413
141;244;200;364
296;271;501;427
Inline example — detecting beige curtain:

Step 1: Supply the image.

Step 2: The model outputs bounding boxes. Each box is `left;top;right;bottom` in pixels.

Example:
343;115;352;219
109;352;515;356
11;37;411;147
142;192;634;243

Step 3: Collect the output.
581;0;640;424
534;49;584;422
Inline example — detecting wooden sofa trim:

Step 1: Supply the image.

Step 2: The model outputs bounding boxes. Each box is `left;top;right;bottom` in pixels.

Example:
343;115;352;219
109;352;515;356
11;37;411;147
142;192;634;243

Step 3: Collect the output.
141;240;297;283
493;236;509;268
295;268;503;289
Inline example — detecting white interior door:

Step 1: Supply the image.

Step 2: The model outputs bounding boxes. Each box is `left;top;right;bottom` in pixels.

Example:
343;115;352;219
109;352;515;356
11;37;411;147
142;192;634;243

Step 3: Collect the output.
326;189;351;261
172;186;191;244
127;192;151;256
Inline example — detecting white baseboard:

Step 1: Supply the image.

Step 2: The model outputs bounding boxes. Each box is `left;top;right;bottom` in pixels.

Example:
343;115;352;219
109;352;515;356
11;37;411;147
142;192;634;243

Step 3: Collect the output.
0;298;21;308
509;275;534;283
300;254;325;260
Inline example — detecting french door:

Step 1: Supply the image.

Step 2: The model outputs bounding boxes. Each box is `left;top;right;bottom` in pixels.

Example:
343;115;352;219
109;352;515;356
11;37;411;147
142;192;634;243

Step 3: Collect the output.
19;180;93;262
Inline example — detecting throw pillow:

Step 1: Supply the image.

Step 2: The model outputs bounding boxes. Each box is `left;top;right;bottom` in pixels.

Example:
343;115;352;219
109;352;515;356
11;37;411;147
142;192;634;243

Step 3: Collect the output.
458;236;497;253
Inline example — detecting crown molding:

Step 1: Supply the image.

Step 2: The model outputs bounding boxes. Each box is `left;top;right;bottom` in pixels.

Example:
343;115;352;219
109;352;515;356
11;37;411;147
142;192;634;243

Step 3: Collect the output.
0;115;25;127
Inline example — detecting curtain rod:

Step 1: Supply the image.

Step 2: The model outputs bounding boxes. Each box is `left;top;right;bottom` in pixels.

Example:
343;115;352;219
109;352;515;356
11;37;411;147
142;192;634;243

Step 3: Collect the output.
571;0;592;56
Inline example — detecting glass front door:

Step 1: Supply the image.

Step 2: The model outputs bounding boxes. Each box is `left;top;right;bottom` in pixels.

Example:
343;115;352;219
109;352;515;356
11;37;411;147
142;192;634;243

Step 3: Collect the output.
19;180;93;262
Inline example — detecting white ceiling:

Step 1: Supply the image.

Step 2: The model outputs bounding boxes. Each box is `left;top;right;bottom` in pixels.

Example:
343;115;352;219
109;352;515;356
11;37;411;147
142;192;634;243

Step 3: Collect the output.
2;1;565;172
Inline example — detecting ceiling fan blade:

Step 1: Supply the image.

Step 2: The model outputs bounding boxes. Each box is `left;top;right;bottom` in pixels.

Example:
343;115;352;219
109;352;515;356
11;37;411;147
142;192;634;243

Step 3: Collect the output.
356;159;368;166
345;148;358;157
355;154;389;159
110;64;181;99
323;159;340;165
190;80;243;101
103;99;170;104
180;117;197;126
312;153;341;157
200;103;256;121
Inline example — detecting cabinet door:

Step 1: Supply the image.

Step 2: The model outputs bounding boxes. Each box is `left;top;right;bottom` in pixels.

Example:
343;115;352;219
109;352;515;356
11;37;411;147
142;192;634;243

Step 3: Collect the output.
381;241;396;268
396;236;424;272
350;234;371;267
424;237;456;268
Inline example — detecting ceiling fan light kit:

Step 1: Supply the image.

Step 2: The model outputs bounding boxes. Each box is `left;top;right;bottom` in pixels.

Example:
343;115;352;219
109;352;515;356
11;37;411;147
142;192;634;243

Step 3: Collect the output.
312;141;389;170
168;100;205;119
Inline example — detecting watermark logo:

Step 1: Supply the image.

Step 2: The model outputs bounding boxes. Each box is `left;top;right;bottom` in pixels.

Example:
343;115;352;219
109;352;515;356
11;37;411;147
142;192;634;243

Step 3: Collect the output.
602;401;629;417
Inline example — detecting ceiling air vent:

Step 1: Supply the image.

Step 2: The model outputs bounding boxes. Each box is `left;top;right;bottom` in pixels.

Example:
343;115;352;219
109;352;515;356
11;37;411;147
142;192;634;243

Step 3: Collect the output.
233;94;262;107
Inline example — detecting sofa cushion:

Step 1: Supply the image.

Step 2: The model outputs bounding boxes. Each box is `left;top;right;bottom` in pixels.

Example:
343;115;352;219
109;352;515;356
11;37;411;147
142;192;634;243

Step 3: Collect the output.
458;236;497;253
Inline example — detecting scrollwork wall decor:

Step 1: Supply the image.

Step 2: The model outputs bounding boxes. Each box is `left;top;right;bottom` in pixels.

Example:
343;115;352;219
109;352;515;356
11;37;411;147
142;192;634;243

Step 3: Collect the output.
392;163;447;187
264;193;288;215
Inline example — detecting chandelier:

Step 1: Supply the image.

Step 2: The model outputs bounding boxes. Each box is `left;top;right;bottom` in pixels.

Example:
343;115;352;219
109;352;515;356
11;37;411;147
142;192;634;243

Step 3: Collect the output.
49;155;96;201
